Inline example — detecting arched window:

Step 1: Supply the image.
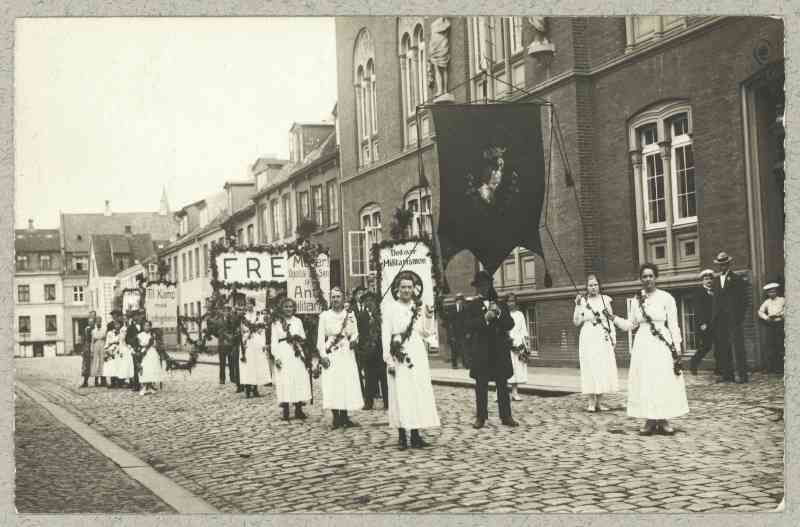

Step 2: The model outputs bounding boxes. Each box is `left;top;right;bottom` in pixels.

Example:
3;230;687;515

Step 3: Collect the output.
467;16;527;101
404;187;432;237
399;19;430;147
354;29;379;168
628;100;698;271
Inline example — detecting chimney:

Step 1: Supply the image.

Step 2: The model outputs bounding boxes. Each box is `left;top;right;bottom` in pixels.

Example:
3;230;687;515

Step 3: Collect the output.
27;218;34;231
104;200;111;216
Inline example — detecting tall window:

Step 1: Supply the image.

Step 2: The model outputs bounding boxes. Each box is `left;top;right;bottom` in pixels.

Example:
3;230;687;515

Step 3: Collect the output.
237;228;244;246
19;316;30;334
629;103;698;271
72;255;88;272
194;247;200;277
172;256;178;282
679;295;698;355
188;251;194;280
203;244;209;276
467;17;527;99
312;185;324;227
326;181;339;226
399;20;431;146
282;195;292;238
39;254;52;270
45;315;57;334
247;224;254;246
18;285;30;303
626;16;688;48
348;204;382;278
298;191;311;223
404;187;432;236
270;199;280;241
16;255;28;271
354;29;379;167
182;253;187;282
44;284;56;301
525;304;539;356
258;204;269;243
73;286;85;303
361;205;383;253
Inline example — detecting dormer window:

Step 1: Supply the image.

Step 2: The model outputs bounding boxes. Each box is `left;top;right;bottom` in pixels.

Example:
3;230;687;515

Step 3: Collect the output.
124;225;132;234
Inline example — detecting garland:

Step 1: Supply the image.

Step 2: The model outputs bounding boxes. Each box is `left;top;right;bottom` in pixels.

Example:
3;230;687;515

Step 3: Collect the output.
276;316;311;368
637;291;683;376
369;236;444;308
323;308;355;356
389;301;421;369
581;295;616;346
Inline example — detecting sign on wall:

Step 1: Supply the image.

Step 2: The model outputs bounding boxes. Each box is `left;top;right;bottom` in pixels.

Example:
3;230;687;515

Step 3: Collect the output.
122;289;142;314
214;251;289;286
145;283;178;328
287;253;330;314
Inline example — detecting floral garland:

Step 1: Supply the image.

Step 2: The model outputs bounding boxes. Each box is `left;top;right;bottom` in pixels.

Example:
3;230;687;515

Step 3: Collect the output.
324;308;355;356
637;291;683;376
277;316;311;367
582;295;616;346
389;301;421;369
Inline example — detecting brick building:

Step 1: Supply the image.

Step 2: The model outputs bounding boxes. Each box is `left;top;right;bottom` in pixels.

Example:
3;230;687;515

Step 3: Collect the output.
334;16;784;368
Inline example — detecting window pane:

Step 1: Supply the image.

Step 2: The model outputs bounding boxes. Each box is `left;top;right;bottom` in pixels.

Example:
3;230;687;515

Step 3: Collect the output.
675;144;696;219
526;305;539;354
645;153;666;224
681;296;697;352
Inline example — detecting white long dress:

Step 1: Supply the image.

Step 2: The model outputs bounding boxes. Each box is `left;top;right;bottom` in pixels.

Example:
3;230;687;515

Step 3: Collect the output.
382;300;440;430
272;316;312;404
316;309;363;411
138;331;162;384
239;311;272;386
115;326;135;381
575;295;619;394
508;310;530;384
103;330;120;379
614;289;689;419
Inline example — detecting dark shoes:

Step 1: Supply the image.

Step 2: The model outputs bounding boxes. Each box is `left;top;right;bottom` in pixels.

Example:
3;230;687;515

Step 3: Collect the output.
410;430;429;448
473;418;486;429
501;417;519;427
398;429;408;450
294;405;307;420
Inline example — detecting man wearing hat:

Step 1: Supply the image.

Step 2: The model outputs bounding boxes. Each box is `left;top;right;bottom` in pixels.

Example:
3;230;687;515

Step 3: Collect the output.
688;269;717;375
758;282;785;374
445;292;470;369
465;270;518;429
126;309;145;391
711;252;748;383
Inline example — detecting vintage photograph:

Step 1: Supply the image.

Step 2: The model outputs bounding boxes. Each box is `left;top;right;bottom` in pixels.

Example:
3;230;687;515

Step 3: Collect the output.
13;15;784;514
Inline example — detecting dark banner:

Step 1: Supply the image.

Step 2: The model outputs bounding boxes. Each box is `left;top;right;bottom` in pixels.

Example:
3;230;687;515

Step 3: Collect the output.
430;103;546;275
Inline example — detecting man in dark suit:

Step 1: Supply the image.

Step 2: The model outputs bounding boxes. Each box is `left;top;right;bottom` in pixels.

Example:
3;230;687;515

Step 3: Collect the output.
126;310;145;391
350;286;368;398
446;293;470;369
80;311;97;388
711;252;748;383
356;292;388;410
466;270;518;429
688;269;716;375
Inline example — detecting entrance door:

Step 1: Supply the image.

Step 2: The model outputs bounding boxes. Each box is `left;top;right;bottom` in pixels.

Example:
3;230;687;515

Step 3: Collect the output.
32;343;44;358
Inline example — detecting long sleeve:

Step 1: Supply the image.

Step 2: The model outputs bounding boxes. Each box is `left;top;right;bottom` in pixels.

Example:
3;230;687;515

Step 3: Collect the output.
415;307;434;339
316;313;327;355
381;305;395;366
293;317;307;340
573;304;586;327
758;300;770;321
665;292;682;350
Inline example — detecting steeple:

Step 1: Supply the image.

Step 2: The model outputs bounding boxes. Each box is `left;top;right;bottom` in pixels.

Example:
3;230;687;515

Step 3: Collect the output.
159;186;170;216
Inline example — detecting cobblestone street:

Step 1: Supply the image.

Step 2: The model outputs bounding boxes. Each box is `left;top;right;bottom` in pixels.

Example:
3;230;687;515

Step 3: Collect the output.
15;356;784;513
15;388;173;513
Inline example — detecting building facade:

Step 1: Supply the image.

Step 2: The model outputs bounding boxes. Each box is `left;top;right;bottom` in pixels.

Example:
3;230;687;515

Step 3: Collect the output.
14;222;65;357
334;16;784;368
59;195;177;353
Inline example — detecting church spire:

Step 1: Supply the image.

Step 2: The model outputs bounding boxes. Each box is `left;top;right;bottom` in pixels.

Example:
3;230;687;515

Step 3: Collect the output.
159;186;170;216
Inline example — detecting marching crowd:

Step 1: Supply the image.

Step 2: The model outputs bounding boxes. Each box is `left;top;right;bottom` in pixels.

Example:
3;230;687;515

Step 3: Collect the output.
79;249;784;447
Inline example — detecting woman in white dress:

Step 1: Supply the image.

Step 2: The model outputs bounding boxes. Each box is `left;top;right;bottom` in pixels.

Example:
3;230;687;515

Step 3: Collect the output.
272;298;312;421
316;287;362;429
608;263;689;435
382;272;440;449
506;293;530;401
103;321;122;386
116;325;135;386
574;274;619;412
138;321;162;395
239;299;271;399
89;317;107;386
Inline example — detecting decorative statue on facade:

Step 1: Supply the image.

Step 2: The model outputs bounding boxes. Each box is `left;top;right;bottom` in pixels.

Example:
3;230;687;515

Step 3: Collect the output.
527;17;556;58
428;17;453;101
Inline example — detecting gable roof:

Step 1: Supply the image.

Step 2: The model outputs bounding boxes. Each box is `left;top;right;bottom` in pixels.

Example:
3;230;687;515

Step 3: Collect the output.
62;212;179;253
90;234;159;277
15;229;60;253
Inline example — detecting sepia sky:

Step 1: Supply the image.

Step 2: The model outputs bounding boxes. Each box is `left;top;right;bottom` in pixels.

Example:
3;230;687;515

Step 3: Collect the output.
15;17;337;229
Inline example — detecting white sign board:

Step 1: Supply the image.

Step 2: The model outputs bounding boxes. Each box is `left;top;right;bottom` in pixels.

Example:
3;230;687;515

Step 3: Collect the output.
122;289;141;314
378;241;435;310
287;253;331;314
215;251;289;285
145;283;178;328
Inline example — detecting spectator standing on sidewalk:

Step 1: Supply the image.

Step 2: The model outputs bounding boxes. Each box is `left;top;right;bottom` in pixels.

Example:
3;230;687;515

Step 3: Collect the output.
758;282;785;374
445;293;470;369
80;311;96;388
89;316;107;387
688;269;717;376
506;293;530;401
711;251;749;383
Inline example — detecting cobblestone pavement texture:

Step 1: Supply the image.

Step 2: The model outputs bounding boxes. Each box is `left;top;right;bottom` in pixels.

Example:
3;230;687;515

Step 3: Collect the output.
16;356;784;514
14;389;174;513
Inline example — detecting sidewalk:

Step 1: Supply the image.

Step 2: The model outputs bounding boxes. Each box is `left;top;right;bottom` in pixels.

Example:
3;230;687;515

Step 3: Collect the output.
170;351;628;395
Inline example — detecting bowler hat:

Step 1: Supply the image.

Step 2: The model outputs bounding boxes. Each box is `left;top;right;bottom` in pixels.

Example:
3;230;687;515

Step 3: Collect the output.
713;252;734;264
471;270;494;286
